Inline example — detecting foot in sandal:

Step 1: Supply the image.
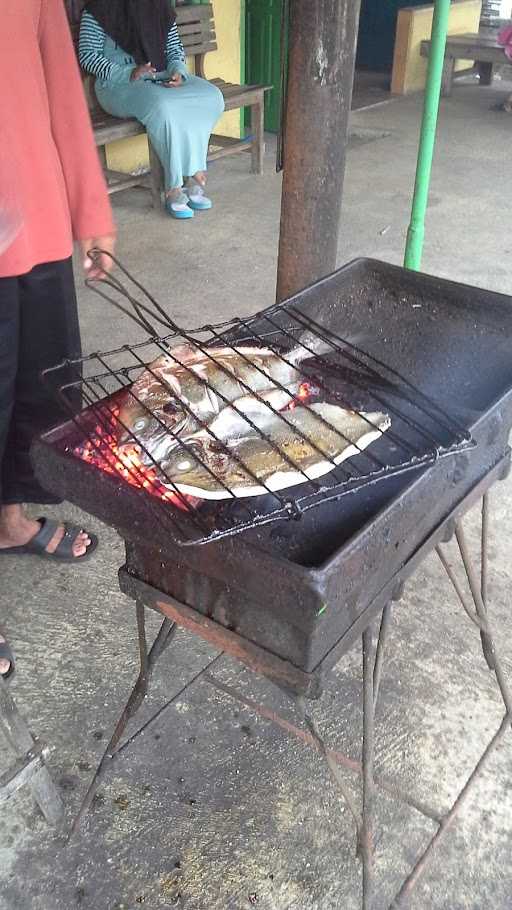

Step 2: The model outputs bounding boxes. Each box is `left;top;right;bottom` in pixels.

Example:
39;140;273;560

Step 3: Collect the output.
0;635;15;681
0;505;97;562
185;173;212;211
165;187;194;220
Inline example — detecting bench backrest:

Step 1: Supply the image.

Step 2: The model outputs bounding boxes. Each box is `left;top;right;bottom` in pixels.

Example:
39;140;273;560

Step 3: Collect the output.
65;2;217;82
176;4;217;76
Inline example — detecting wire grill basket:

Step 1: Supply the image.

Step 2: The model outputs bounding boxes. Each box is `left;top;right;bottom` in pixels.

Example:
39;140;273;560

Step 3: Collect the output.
41;253;473;546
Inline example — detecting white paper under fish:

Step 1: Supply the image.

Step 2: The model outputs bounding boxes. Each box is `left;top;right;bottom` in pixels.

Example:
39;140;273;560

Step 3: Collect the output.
116;339;391;500
159;401;391;500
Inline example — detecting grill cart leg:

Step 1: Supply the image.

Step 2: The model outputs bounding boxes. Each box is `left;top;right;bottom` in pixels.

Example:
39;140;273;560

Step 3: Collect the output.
373;603;392;709
295;623;381;910
0;676;64;827
361;628;376;910
70;599;176;836
68;492;511;906
388;493;512;907
207;494;512;908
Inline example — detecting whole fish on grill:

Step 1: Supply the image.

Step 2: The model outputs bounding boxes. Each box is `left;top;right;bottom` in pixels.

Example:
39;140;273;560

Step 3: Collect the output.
157;403;391;500
117;333;330;464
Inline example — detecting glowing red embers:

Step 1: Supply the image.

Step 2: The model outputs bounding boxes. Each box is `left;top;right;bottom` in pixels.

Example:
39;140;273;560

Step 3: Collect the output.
74;405;192;511
286;381;315;410
73;382;317;509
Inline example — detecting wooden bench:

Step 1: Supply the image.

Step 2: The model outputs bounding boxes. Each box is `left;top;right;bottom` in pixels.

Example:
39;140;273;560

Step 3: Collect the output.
66;2;270;207
421;29;509;97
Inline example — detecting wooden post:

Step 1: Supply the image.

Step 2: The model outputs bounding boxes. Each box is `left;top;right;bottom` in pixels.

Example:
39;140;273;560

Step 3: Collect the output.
276;0;362;302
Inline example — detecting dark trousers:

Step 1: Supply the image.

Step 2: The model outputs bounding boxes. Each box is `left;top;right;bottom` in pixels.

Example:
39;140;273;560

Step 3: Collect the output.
0;258;81;506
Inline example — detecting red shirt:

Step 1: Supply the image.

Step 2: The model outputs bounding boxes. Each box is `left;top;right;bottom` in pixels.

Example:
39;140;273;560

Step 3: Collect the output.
0;0;115;278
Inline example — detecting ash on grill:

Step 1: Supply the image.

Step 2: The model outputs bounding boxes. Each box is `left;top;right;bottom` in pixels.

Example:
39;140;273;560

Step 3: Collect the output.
43;254;471;546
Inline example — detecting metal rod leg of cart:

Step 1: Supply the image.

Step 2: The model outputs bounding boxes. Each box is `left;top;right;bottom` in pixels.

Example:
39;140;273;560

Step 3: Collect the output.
389;714;509;908
454;519;512;716
389;494;512;906
479;493;495;669
361;627;376;910
297;626;378;910
70;599;176;836
296;695;363;842
205;497;510;907
373;603;393;710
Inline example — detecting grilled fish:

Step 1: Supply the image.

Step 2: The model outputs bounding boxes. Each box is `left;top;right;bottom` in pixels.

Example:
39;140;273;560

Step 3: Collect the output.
117;334;329;463
158;403;391;500
130;385;300;468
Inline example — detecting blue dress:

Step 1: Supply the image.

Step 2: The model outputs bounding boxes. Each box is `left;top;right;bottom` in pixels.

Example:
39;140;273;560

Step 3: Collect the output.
79;13;225;191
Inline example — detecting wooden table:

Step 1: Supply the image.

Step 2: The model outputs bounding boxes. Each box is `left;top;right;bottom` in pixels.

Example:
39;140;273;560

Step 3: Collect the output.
421;29;509;96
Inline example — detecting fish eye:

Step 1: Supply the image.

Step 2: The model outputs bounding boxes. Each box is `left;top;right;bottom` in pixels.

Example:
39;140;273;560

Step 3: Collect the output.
133;418;148;431
177;460;191;472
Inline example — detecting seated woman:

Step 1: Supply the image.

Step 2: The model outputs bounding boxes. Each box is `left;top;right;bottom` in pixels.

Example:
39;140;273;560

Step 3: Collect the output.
79;0;225;219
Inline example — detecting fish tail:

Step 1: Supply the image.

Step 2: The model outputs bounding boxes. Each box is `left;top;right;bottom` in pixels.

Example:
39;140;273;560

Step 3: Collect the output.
288;329;333;364
288;328;371;364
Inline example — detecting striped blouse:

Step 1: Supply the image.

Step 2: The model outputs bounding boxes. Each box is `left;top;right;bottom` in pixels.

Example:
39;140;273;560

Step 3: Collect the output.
79;11;187;83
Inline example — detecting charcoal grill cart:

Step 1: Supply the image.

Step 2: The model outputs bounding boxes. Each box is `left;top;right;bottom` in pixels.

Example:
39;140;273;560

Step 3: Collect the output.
33;256;512;908
30;0;512;904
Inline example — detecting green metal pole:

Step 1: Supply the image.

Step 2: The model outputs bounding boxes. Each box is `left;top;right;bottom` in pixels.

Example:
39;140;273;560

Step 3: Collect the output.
404;0;451;271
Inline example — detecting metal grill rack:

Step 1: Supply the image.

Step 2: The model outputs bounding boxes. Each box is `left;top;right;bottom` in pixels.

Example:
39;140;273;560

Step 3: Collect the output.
42;253;473;546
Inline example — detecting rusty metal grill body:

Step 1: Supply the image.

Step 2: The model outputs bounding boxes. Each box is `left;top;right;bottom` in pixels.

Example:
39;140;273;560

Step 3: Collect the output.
33;259;512;907
34;259;512;688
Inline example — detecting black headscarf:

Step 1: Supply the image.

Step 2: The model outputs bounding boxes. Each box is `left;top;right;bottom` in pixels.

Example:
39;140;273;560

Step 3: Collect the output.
85;0;176;73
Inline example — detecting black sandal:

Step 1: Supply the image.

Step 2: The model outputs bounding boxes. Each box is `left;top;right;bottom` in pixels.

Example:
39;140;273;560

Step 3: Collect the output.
0;517;98;563
0;636;15;682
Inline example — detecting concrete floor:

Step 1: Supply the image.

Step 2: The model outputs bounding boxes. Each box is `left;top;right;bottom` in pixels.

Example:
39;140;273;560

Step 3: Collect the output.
2;77;512;910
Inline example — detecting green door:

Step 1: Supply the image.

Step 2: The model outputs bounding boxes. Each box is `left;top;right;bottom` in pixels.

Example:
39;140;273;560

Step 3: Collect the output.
245;0;282;133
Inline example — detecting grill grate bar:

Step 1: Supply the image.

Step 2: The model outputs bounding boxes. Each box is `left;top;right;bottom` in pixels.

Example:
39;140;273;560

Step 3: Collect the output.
128;311;384;480
262;308;452;453
255;311;429;456
86;257;370;487
197;323;380;475
94;351;246;503
227;312;420;464
125;346;302;506
77;375;201;522
63;386;198;540
288;308;469;444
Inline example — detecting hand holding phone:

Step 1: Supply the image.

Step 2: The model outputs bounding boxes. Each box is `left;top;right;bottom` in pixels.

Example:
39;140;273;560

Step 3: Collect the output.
144;71;184;87
162;73;183;88
132;62;156;81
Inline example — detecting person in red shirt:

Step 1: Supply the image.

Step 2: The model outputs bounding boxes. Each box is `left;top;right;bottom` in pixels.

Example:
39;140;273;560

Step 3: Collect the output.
0;0;116;604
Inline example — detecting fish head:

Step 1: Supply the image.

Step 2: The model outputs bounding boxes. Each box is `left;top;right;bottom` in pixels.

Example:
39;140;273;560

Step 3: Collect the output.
161;439;207;483
117;394;187;464
116;360;185;442
117;397;163;447
160;438;231;494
